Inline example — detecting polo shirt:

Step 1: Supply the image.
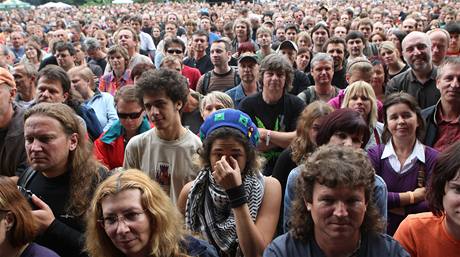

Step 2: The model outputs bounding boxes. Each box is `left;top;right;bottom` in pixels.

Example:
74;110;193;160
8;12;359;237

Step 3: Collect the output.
385;68;440;109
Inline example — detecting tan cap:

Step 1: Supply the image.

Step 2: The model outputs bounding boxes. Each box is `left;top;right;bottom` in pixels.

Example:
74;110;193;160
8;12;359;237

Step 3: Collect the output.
0;67;15;89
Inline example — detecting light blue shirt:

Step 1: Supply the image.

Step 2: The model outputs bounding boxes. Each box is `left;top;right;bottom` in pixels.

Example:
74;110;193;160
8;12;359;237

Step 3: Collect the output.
85;90;118;131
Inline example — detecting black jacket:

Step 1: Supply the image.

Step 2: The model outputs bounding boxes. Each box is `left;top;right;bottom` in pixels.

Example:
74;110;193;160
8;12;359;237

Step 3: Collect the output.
421;104;438;147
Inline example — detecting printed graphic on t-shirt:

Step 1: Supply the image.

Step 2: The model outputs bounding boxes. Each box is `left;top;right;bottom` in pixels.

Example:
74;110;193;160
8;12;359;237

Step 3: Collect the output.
155;162;171;193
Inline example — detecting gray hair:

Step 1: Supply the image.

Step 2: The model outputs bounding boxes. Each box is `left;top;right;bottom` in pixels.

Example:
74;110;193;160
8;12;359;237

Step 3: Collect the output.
310;53;333;70
84;38;101;52
437;57;460;80
15;62;38;77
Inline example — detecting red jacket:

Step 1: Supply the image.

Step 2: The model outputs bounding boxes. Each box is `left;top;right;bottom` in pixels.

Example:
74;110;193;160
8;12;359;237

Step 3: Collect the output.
94;134;125;170
93;118;152;170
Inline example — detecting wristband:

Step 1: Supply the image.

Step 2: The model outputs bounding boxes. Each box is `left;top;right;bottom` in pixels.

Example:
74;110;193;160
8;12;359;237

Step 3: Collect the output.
226;184;247;208
409;192;415;204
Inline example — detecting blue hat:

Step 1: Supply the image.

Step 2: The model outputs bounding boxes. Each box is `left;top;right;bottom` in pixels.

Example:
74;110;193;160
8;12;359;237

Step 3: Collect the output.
199;109;259;146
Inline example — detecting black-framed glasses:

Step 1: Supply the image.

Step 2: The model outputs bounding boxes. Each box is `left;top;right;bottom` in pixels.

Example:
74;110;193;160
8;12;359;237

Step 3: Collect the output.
166;49;183;54
117;110;143;119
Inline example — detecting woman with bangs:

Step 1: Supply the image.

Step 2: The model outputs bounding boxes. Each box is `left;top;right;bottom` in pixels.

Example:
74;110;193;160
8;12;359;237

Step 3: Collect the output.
85;169;218;257
341;81;384;150
379;41;409;80
21;40;43;70
98;45;133;96
283;108;388;232
367;92;439;235
272;102;333;233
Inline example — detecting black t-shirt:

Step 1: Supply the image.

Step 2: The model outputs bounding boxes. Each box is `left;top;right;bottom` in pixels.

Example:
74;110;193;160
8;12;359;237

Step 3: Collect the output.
26;171;87;257
184;55;214;75
291;70;310;95
239;92;305;175
182;108;203;135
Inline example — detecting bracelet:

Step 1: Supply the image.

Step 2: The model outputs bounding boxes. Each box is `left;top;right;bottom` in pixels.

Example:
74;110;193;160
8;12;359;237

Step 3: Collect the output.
226;184;247;208
409;192;415;205
266;130;271;146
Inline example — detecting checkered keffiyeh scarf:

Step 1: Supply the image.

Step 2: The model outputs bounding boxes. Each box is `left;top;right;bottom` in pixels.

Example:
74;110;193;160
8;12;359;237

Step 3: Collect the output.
185;168;264;256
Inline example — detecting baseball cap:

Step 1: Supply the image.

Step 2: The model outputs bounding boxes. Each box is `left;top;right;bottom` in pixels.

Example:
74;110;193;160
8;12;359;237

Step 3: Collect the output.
276;40;298;52
238;53;259;64
0;67;16;89
199;109;259;146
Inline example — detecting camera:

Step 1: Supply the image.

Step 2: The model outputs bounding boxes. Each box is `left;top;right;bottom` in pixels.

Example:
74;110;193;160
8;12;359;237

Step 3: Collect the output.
17;186;38;210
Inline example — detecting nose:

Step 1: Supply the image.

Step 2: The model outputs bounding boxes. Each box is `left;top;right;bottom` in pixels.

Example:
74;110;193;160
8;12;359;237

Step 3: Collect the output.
115;218;130;234
333;201;349;217
342;136;353;147
29;139;43;152
452;77;460;88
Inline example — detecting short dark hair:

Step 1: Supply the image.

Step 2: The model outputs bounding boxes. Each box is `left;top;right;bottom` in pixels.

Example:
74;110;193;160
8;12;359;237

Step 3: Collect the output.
192;30;209;43
315;108;371;148
427;141;460;216
322;36;346;52
164;36;186;52
135;69;189;111
285;23;299;33
382;92;425;143
345;30;365;43
212;38;231;52
444;22;460;34
37;64;71;94
54;41;76;56
129;15;143;24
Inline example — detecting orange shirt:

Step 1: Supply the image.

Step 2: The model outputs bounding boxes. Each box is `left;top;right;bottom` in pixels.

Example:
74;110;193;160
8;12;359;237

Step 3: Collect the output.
394;212;460;257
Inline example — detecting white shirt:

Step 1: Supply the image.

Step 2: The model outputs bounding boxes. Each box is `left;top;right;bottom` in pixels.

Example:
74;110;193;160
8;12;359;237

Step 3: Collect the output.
381;139;425;174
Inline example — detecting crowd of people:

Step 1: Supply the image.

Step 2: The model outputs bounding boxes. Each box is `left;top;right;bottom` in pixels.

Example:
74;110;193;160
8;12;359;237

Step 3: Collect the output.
0;0;460;256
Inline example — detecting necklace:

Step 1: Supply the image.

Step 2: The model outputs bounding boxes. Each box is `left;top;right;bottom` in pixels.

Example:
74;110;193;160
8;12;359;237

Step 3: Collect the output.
346;236;361;257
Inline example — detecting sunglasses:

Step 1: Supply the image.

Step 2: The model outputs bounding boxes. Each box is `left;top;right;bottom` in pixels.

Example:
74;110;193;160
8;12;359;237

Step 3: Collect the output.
117;111;143;119
166;49;183;54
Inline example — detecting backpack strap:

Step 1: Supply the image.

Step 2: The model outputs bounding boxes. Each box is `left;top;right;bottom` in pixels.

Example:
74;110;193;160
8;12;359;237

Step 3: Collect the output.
202;71;213;95
17;167;37;188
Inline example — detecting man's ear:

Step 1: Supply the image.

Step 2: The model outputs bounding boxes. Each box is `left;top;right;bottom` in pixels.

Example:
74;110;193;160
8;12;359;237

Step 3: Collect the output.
69;132;78;151
175;100;183;111
9;87;16;100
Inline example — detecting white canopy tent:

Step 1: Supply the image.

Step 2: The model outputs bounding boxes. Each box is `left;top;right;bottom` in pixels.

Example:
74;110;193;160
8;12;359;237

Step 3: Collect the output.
38;2;73;9
112;0;133;4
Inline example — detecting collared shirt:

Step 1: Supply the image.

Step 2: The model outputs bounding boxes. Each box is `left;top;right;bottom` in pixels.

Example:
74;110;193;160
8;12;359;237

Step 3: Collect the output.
98;69;133;96
381;139;425;174
139;31;156;52
225;82;260;107
386;67;440;109
433;104;460;152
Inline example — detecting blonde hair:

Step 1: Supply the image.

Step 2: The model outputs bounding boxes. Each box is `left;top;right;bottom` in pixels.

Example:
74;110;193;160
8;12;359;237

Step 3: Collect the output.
68;66;95;90
341;81;378;127
86;169;189;257
199;91;234;115
379;41;399;55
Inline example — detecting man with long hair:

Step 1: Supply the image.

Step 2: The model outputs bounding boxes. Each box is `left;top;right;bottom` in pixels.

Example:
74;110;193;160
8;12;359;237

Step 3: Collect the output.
19;103;107;257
